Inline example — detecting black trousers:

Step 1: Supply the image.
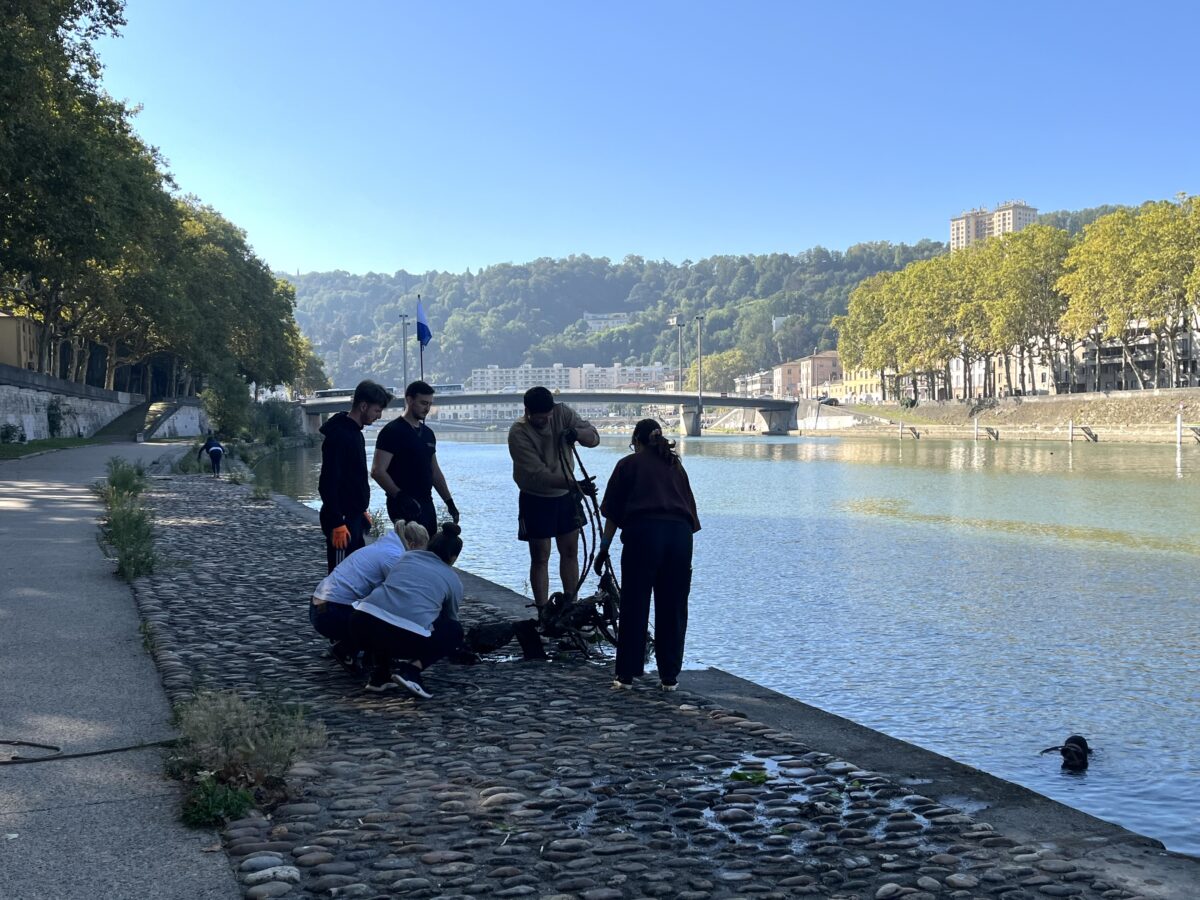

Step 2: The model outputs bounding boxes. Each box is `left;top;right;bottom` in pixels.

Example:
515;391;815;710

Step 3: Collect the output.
309;600;353;644
615;518;692;684
320;510;366;574
386;492;437;541
347;609;463;675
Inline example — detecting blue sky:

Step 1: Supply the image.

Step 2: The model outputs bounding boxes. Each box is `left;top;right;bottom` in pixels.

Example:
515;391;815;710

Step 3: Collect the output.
98;1;1199;276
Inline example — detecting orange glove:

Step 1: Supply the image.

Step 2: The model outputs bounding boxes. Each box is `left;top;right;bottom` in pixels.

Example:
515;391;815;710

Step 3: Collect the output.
331;525;351;549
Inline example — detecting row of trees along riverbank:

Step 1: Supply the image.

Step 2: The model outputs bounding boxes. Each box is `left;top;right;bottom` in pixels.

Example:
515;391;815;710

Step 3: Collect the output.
835;197;1200;400
0;2;327;401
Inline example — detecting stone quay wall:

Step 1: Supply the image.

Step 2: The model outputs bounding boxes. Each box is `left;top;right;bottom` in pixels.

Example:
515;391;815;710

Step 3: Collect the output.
127;474;1198;900
0;363;144;440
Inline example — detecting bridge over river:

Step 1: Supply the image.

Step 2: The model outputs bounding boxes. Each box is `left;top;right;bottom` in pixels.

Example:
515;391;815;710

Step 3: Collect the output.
300;390;800;435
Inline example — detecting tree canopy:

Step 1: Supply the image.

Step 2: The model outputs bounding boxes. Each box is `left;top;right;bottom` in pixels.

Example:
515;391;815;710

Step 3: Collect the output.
0;1;322;399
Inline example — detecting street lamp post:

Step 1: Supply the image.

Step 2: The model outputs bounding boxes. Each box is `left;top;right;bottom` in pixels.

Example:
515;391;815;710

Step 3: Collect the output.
695;314;705;425
398;314;409;387
668;315;685;391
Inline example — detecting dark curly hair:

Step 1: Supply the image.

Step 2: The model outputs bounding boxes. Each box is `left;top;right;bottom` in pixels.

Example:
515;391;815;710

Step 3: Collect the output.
632;418;679;465
428;521;463;564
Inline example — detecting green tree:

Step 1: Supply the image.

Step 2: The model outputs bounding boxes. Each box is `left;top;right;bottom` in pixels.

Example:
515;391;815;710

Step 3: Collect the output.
1058;209;1149;389
200;361;252;437
683;348;751;392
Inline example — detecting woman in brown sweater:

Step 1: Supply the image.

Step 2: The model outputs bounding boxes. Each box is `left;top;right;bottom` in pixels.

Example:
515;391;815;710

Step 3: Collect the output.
595;419;701;691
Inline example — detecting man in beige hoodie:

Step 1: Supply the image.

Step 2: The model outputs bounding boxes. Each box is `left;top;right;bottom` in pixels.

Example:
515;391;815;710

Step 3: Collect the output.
507;385;599;619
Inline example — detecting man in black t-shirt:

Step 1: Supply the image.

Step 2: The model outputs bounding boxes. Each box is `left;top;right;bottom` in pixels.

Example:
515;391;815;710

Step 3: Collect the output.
371;380;459;537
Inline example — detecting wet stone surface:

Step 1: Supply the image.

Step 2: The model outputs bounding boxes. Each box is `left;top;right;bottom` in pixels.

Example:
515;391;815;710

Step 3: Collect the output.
135;476;1136;900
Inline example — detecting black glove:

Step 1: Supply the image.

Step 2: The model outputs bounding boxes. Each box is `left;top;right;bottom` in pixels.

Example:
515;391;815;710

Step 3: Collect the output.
576;476;597;498
562;426;578;444
593;548;609;577
445;500;460;524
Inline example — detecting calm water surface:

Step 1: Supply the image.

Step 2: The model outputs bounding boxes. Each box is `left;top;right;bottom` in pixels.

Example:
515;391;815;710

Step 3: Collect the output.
256;432;1200;855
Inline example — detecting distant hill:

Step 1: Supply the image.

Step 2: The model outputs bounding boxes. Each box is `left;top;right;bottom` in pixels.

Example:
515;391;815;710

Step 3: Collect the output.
1037;205;1126;235
289;241;947;386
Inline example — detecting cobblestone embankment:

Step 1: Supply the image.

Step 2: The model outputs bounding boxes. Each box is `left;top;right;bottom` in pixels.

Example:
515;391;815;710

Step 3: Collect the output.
133;476;1193;900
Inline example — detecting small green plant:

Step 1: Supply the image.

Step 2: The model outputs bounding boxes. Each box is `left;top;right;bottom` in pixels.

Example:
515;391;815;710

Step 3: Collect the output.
174;691;326;787
95;459;154;580
181;776;254;827
729;769;770;785
140;620;158;654
227;469;245;485
99;457;147;502
174;446;204;475
368;506;388;539
0;422;26;444
250;482;272;501
103;498;156;579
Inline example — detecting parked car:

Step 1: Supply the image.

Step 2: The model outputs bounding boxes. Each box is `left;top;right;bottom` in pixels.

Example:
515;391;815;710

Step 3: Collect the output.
818;396;840;406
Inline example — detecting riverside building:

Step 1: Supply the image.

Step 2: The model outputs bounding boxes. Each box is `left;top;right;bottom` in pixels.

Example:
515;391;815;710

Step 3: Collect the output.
439;362;669;421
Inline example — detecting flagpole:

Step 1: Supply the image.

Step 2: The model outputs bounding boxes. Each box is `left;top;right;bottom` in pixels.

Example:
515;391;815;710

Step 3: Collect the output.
418;293;425;379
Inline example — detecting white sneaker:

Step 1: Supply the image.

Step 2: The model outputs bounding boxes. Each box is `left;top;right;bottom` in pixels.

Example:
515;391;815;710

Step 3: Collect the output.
611;678;633;690
392;664;432;699
659;682;678;692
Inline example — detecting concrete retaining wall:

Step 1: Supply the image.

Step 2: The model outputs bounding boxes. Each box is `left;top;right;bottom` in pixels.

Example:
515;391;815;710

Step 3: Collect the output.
0;370;143;441
149;402;209;439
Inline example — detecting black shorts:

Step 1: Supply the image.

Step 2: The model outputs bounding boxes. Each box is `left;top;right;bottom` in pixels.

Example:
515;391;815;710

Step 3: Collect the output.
518;492;584;541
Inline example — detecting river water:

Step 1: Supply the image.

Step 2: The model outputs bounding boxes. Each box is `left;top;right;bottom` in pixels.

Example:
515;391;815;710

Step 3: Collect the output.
255;431;1200;856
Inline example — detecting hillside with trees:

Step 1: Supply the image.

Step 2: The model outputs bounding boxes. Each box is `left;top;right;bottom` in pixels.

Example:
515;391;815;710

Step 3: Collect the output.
290;241;946;389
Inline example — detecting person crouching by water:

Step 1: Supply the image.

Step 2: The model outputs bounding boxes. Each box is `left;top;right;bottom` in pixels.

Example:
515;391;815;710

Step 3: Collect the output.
348;523;465;698
309;496;429;671
594;419;700;692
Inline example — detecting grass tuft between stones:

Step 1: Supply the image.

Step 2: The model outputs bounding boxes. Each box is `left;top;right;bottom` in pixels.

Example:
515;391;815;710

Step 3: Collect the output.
181;777;255;828
168;691;326;826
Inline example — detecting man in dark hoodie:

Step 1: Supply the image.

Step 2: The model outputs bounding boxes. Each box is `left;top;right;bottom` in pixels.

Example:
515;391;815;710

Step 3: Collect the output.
319;380;391;572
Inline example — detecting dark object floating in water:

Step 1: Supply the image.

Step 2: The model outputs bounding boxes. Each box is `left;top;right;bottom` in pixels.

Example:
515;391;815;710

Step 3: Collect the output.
1040;734;1092;771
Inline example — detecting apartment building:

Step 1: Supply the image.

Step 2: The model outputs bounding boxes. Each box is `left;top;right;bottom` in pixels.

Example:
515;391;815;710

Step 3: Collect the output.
582;312;631;332
772;351;842;399
772;361;802;399
0;312;40;370
449;361;668;421
468;363;573;393
950;200;1038;250
570;362;669;390
734;370;773;397
834;367;886;404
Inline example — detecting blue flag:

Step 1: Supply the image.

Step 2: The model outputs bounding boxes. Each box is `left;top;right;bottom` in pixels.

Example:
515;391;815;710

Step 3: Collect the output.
416;297;432;347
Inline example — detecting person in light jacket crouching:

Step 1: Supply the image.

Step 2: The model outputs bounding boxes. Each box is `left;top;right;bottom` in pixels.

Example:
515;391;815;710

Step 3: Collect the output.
348;523;464;698
309;495;429;671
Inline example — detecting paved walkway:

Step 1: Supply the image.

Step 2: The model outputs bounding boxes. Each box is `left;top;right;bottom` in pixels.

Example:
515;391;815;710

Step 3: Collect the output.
0;445;239;900
118;474;1195;900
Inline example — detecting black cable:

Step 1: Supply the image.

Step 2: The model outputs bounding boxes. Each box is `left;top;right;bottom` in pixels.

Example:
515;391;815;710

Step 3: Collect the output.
0;738;177;766
563;439;602;596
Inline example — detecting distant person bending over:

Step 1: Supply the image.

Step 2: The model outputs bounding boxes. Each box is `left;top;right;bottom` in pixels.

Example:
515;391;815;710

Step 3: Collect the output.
318;380;391;573
310;496;429;669
349;523;465;698
507;386;599;623
198;435;225;478
371;380;459;539
594;419;700;692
